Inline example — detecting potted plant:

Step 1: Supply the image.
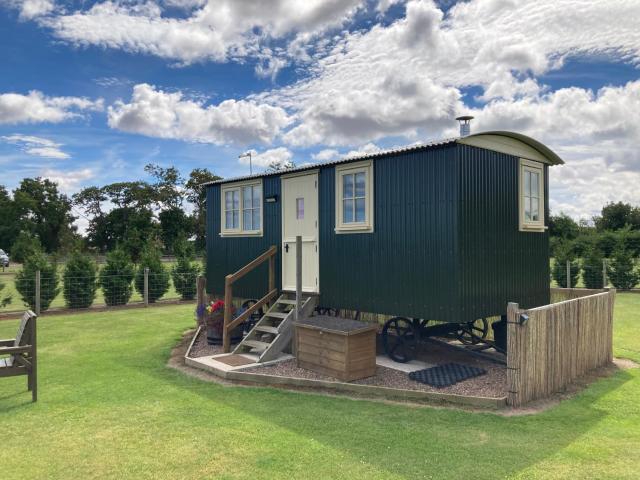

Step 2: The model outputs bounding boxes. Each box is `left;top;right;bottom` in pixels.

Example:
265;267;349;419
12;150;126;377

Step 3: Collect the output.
203;300;244;345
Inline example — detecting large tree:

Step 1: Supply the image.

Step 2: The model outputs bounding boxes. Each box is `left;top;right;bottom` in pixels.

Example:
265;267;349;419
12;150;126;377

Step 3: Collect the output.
74;182;158;256
594;202;640;231
0;186;19;251
185;168;221;252
12;178;76;253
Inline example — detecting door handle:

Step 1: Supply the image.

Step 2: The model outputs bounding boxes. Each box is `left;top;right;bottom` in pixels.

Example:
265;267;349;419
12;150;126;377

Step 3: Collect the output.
284;243;289;253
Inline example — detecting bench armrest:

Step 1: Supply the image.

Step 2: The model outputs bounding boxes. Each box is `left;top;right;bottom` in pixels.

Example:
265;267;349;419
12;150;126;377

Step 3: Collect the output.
0;339;15;347
0;345;32;355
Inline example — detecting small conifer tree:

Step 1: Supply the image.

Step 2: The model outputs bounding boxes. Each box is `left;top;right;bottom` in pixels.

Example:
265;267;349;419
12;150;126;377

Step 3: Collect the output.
607;245;639;290
581;246;605;289
552;243;579;288
135;244;170;303
15;252;60;311
63;251;98;308
99;249;135;306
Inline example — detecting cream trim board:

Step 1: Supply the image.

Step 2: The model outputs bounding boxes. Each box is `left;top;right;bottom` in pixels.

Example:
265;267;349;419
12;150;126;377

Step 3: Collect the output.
220;179;264;237
334;160;374;233
519;159;546;232
459;134;550;164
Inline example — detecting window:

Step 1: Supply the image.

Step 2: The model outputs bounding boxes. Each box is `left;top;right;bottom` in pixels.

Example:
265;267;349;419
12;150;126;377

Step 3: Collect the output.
519;159;545;232
221;180;263;236
296;198;304;219
335;160;374;233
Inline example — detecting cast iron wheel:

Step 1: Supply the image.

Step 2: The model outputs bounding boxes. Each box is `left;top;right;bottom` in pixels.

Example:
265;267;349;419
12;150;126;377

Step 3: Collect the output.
314;306;339;316
241;299;263;332
382;317;418;363
456;318;489;345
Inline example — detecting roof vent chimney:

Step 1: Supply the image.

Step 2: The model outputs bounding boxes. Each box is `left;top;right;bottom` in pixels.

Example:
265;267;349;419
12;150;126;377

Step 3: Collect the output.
456;115;474;137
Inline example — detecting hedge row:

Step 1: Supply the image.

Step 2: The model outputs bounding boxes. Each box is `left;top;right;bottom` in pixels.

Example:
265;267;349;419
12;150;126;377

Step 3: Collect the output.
14;247;201;312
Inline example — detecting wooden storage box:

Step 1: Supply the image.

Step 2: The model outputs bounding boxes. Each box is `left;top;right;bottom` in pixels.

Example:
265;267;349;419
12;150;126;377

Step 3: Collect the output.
295;316;378;381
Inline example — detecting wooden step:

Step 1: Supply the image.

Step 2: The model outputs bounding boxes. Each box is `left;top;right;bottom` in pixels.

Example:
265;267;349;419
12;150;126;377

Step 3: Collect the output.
242;340;271;351
276;299;297;305
266;311;289;319
255;325;279;334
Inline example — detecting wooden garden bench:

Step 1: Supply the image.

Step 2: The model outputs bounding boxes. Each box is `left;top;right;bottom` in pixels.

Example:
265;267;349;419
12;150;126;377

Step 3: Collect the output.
0;311;37;402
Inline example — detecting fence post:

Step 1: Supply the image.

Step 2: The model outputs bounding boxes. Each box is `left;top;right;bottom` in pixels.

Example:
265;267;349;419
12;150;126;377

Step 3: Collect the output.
566;260;571;289
295;235;302;322
35;270;41;316
506;302;520;407
602;258;607;288
144;267;149;307
196;275;206;327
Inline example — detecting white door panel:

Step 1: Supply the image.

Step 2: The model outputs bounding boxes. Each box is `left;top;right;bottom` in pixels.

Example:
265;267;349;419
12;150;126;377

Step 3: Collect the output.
281;172;319;292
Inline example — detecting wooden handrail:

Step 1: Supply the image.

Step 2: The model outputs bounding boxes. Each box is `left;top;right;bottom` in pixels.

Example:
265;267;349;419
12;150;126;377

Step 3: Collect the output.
223;246;277;352
226;288;277;332
226;245;277;284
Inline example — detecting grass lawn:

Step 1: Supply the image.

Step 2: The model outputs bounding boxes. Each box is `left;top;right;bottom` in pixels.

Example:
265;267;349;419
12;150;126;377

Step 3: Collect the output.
0;295;639;479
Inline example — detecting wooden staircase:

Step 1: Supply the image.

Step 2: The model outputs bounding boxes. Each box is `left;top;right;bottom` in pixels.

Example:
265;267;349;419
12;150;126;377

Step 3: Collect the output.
233;293;318;362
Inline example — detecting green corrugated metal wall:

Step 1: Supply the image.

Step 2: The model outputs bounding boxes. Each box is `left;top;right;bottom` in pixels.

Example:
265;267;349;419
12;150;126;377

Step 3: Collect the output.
317;145;463;321
206;176;282;299
206;142;551;321
456;144;550;320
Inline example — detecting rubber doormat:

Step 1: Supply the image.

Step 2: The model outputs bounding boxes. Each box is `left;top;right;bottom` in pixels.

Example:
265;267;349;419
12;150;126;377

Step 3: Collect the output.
408;363;486;388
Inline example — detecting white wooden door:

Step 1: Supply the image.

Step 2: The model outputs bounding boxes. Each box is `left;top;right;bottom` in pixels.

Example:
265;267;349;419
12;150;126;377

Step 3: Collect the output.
281;172;319;293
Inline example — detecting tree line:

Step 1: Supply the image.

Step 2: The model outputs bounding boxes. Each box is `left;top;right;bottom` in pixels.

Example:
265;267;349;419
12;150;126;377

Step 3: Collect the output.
0;165;220;262
549;202;640;290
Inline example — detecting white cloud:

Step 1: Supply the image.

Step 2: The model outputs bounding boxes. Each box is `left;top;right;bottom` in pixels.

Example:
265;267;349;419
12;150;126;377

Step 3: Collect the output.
345;142;382;158
41;0;363;68
3;0;55;20
107;83;292;146
312;148;340;162
41;167;95;192
0;90;103;125
258;0;640;147
1;134;70;159
240;147;293;169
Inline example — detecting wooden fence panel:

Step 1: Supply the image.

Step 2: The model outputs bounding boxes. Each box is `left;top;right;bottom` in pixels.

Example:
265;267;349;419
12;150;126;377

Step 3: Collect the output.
507;289;615;407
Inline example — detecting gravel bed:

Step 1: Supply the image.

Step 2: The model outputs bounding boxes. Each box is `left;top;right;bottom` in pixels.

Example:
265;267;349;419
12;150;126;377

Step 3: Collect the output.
187;328;506;398
187;328;225;358
243;338;507;398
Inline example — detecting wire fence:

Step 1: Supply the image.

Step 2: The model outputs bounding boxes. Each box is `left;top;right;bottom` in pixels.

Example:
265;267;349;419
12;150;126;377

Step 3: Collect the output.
0;270;199;316
550;257;640;290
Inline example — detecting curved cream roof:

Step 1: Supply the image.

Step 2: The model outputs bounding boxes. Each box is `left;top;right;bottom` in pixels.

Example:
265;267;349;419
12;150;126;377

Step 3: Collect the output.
457;131;564;165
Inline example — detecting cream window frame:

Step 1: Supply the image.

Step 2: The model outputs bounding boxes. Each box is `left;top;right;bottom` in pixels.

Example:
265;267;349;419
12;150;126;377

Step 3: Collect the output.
220;179;263;237
335;160;374;233
519;159;546;232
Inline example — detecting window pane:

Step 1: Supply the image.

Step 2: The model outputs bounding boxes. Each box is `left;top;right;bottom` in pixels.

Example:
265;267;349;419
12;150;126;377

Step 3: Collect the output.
343;199;354;223
296;198;304;219
232;190;239;209
524;197;532;221
531;197;540;221
343;174;354;199
524;171;531;197
531;172;539;198
355;172;366;197
355;198;365;222
225;211;233;229
225;191;233;210
233;210;239;229
252;185;261;208
243;186;252;207
252;209;260;230
243;209;252;230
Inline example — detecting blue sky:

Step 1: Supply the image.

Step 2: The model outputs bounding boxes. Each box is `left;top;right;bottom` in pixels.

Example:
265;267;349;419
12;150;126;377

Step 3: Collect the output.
1;0;639;223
